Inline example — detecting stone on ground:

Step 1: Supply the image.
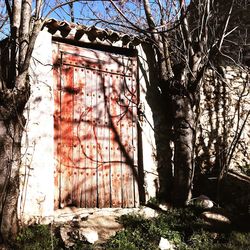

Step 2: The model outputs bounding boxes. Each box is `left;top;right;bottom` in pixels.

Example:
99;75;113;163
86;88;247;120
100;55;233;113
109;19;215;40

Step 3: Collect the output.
159;237;175;250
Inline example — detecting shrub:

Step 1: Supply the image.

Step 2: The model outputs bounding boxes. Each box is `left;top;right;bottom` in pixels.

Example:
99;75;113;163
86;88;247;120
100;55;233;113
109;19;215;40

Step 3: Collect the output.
14;224;59;250
105;210;190;250
226;231;250;250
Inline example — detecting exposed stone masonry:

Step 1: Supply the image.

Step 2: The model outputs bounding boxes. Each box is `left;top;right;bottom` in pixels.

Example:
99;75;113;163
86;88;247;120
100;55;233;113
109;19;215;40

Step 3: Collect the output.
196;66;250;173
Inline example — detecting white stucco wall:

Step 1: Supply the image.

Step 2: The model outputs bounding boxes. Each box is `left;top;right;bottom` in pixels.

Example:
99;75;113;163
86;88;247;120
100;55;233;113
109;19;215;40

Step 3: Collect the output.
137;45;158;200
18;31;158;222
19;30;55;223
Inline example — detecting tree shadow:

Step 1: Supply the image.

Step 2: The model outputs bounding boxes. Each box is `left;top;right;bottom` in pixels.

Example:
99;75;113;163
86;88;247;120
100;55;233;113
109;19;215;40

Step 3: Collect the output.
53;43;143;208
193;66;250;208
139;43;174;203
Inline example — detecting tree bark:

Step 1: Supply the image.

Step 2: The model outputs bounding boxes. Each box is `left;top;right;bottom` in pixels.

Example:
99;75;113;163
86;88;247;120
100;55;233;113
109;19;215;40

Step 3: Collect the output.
0;84;28;242
171;94;195;206
0;117;25;242
0;0;40;241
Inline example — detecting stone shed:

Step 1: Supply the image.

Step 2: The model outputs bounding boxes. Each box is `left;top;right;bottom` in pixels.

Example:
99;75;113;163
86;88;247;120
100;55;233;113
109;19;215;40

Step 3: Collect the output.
18;20;158;223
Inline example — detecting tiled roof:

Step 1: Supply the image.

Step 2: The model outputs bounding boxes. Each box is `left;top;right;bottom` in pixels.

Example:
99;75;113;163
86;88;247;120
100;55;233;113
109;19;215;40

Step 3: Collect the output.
43;19;144;47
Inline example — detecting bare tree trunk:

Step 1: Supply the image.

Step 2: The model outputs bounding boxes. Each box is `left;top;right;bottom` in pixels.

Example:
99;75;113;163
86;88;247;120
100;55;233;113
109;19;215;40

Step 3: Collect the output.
0;80;28;242
171;93;195;206
0;0;40;241
0;118;25;242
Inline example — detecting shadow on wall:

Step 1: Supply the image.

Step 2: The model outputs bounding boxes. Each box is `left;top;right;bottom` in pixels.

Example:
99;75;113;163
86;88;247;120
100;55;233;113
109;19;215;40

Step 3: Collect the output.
53;46;144;209
139;43;250;204
18;41;249;212
195;67;250;176
139;43;174;203
193;66;250;204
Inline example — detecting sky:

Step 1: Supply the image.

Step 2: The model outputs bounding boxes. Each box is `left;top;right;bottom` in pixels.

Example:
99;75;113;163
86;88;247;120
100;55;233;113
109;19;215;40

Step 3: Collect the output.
0;1;189;38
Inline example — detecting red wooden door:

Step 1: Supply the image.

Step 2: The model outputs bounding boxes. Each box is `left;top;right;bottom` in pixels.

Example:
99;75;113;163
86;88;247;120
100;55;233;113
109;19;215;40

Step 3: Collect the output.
53;43;139;208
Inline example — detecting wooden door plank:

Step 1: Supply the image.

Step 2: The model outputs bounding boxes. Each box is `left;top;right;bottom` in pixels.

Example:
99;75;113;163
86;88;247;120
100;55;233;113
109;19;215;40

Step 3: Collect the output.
72;66;79;206
109;72;122;208
71;66;85;206
120;74;134;208
60;65;74;207
84;69;98;207
77;68;88;208
84;68;93;208
91;69;98;207
96;72;111;208
131;59;139;207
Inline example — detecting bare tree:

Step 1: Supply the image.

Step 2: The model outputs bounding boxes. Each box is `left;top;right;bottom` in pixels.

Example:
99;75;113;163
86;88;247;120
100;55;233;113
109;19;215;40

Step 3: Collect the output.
0;0;87;242
101;0;245;205
0;0;42;242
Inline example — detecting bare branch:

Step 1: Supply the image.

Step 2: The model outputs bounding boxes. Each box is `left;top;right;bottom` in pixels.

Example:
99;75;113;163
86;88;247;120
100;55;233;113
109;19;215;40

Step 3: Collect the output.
19;0;32;69
107;0;182;36
35;0;43;19
218;0;235;51
12;0;22;30
4;0;12;25
69;2;74;22
224;26;238;38
0;15;8;31
179;0;194;56
142;0;156;29
19;19;43;77
108;0;147;34
43;0;82;20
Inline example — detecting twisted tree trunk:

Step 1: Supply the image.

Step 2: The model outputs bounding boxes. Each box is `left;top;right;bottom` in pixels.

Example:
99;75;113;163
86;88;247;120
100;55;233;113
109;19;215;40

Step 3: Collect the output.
0;0;41;240
0;84;28;242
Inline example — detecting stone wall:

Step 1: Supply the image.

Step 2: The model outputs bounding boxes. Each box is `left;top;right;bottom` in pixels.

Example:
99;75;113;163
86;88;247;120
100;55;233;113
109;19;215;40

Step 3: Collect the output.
196;66;250;174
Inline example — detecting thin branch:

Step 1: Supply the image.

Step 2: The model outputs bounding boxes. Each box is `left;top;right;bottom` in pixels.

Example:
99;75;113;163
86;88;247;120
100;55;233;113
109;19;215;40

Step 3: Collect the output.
43;0;83;20
109;0;182;35
19;0;32;69
4;0;12;25
35;0;43;19
224;26;238;38
218;0;235;51
178;0;194;56
69;2;74;22
109;0;149;35
0;15;8;31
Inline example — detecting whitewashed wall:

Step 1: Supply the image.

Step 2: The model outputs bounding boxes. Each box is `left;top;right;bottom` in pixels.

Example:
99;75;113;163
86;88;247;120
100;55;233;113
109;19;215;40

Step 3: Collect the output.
19;30;55;223
137;45;158;200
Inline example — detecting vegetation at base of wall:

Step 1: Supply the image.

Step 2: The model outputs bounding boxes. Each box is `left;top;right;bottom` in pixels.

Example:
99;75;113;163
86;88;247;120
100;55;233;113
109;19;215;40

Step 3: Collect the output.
14;224;59;250
11;207;250;250
104;207;250;250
